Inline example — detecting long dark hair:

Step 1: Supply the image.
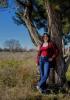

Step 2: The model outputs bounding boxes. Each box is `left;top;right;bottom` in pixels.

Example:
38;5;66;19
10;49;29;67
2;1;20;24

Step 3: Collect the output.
42;33;50;43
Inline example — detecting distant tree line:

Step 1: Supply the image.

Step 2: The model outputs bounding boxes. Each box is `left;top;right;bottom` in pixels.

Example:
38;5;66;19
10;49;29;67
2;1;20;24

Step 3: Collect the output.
0;39;36;52
0;37;69;52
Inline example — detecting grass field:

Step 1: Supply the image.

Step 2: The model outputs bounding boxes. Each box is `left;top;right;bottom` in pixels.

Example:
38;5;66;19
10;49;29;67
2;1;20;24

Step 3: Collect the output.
0;51;70;100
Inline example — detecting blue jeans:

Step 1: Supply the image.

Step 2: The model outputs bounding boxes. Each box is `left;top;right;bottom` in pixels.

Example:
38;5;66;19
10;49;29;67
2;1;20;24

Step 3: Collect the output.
38;56;51;90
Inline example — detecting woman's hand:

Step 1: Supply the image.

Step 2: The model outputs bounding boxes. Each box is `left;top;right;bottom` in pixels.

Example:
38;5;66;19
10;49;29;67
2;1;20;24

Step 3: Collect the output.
36;45;41;51
36;62;39;66
48;58;53;61
36;63;38;66
49;55;56;61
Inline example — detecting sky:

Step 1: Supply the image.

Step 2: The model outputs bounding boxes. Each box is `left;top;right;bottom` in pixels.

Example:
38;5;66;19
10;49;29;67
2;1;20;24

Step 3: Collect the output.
0;0;69;49
0;10;34;49
0;0;44;49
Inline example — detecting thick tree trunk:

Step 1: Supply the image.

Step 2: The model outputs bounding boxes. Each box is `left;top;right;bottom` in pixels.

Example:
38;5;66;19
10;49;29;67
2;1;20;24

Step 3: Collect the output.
45;0;66;85
20;3;66;86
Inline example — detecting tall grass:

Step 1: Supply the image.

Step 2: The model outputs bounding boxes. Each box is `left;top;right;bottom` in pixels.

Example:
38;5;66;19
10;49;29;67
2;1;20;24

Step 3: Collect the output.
0;51;70;100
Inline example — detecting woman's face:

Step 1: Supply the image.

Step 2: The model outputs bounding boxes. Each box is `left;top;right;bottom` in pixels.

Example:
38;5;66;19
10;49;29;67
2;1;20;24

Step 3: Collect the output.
43;35;49;42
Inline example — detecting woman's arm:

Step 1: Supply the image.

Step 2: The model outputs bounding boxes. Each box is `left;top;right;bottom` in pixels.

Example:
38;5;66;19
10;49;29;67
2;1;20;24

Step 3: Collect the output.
52;42;59;59
36;44;41;66
48;42;59;61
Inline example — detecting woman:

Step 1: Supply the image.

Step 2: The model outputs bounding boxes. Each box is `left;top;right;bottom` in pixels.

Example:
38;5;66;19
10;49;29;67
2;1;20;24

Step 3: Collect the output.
36;33;59;93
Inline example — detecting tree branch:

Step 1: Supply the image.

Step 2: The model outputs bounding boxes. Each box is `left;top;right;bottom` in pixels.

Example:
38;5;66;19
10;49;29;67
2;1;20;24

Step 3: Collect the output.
16;12;42;46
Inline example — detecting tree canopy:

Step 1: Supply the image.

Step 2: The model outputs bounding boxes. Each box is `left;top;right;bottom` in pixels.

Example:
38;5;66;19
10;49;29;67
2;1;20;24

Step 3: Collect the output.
14;0;70;34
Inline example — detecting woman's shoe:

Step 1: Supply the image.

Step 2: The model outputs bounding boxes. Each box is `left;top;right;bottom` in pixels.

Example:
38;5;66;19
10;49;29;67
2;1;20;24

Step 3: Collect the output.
36;85;43;93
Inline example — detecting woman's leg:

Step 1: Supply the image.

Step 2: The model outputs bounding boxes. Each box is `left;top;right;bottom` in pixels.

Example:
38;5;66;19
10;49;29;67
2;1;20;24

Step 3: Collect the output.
38;61;50;89
37;57;44;90
38;57;44;79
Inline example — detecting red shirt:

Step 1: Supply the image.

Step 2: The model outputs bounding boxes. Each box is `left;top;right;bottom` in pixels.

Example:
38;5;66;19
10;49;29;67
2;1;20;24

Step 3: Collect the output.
40;45;48;57
36;41;59;65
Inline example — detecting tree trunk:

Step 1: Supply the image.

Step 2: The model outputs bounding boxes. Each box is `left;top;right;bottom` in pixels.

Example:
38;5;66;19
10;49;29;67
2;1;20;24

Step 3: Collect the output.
20;4;66;86
21;14;42;47
45;0;66;85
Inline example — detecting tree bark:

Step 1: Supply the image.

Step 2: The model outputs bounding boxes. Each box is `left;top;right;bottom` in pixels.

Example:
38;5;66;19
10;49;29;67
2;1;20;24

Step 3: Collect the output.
45;0;66;85
20;12;42;47
19;2;66;86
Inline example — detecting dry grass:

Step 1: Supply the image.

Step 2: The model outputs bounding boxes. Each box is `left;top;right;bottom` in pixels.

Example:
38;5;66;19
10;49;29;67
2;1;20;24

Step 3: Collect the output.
0;51;70;100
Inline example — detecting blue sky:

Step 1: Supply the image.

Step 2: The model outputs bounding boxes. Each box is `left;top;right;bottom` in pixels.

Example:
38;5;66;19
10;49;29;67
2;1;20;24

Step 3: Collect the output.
0;10;34;49
1;0;69;49
0;0;44;49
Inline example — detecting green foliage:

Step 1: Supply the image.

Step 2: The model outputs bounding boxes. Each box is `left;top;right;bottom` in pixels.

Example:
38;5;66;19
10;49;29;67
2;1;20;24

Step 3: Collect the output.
35;0;70;33
35;0;44;6
15;0;70;34
63;23;70;34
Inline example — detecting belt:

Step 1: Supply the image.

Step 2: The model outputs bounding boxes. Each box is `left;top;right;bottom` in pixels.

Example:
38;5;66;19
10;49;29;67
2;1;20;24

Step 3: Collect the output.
41;56;48;58
41;55;48;57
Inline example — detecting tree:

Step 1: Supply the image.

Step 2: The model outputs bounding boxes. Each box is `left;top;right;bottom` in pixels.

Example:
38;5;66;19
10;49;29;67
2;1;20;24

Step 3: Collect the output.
4;39;22;52
13;0;70;86
0;0;8;8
